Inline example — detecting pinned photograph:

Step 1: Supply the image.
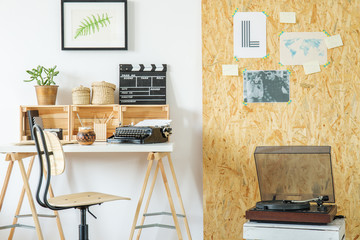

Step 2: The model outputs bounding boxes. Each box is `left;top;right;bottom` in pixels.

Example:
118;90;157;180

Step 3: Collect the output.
243;70;290;103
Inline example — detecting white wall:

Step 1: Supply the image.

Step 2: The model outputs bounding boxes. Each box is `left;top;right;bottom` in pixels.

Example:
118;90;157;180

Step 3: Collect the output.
0;0;202;239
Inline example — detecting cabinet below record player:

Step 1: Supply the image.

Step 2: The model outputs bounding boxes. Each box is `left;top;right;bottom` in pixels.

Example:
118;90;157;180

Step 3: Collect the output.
243;218;345;240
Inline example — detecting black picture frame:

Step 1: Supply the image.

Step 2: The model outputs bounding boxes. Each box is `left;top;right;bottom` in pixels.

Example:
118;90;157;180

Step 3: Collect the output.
61;0;128;50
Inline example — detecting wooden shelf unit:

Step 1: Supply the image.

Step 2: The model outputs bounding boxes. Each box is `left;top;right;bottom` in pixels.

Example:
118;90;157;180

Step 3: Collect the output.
20;105;71;141
70;105;120;141
20;105;170;142
120;105;169;126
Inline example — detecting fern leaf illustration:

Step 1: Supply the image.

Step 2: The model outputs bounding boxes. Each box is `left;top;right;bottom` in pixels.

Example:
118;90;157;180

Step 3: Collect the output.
74;13;112;39
92;15;99;32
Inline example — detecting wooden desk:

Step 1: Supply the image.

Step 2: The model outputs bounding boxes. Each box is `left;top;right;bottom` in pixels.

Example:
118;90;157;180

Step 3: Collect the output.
0;142;191;240
243;218;345;240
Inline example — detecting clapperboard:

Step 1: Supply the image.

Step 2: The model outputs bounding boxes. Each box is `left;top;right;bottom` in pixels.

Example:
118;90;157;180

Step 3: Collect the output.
119;64;167;105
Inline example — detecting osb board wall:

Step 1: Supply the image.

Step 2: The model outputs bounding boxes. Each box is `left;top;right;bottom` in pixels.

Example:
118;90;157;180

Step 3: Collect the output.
202;0;360;239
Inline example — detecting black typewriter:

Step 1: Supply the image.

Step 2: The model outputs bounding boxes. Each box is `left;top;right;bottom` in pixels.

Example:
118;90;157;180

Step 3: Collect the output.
107;126;172;144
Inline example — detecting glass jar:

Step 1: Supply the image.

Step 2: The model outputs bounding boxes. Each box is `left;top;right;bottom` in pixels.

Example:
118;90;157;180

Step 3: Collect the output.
76;127;96;145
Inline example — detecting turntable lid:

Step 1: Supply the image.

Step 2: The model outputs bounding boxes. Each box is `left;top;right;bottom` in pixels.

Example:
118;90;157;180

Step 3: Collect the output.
254;146;335;203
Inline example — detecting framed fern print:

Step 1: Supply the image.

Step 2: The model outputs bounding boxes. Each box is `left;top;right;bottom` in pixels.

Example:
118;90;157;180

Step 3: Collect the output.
61;0;127;50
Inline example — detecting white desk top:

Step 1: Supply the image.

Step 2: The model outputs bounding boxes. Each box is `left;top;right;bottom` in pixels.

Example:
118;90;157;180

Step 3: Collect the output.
0;142;173;153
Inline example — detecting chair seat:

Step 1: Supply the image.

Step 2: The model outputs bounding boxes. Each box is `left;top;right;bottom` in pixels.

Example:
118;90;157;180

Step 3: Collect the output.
48;192;130;208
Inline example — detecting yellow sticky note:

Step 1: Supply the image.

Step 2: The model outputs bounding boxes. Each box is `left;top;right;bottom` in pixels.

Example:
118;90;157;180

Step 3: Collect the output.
222;65;239;76
303;61;321;75
325;34;343;49
280;12;296;23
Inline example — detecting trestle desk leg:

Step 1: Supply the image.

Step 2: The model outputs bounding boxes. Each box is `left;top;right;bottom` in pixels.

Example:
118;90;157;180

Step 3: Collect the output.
136;163;160;240
0;156;14;211
129;155;154;240
8;156;35;240
13;156;43;240
158;159;183;240
166;153;192;240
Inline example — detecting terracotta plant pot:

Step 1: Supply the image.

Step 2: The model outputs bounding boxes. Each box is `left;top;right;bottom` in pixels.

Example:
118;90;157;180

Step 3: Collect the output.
35;85;59;105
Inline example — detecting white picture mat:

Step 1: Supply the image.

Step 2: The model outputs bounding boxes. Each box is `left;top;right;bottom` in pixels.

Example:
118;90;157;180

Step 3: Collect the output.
63;2;126;48
234;12;267;58
280;32;327;65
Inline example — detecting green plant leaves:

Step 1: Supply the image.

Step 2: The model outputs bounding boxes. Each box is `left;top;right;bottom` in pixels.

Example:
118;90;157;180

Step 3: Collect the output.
24;65;59;86
74;13;112;39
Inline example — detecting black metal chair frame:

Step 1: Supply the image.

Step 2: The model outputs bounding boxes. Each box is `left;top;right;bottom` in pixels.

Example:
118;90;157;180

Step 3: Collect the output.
32;124;96;240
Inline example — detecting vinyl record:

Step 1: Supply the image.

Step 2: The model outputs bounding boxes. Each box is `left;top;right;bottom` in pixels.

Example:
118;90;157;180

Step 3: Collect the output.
256;200;310;211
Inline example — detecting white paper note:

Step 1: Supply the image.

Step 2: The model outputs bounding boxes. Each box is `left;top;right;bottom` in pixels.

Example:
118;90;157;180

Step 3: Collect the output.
303;61;321;75
222;65;239;76
325;34;343;49
280;12;296;23
135;119;172;127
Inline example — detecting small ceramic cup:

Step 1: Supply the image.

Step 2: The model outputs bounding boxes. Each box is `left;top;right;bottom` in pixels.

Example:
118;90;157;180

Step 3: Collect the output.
76;127;96;145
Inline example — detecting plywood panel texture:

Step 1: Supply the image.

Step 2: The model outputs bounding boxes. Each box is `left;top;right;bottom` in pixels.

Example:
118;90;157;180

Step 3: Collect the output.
202;0;360;239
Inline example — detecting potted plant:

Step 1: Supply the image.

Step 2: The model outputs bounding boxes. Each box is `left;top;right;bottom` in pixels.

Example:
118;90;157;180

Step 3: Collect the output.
24;65;59;105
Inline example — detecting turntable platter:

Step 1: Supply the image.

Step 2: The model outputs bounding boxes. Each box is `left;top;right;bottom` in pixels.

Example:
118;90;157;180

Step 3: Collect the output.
256;200;310;211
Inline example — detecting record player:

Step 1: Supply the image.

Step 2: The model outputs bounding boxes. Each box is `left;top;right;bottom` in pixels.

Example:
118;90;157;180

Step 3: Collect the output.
246;146;337;224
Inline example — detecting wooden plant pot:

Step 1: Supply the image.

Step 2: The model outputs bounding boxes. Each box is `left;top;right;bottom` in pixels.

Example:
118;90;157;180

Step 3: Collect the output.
35;85;59;105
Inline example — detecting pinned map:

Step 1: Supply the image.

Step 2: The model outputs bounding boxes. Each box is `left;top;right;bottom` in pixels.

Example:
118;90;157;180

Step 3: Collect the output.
280;32;327;65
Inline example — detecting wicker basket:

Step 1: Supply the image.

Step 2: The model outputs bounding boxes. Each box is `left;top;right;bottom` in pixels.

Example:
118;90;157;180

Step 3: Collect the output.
91;81;116;105
72;85;90;105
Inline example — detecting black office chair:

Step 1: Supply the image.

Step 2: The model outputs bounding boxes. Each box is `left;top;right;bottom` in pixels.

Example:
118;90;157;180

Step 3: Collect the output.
32;124;130;240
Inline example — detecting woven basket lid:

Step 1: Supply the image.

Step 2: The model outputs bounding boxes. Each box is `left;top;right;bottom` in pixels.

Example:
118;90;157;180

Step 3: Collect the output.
72;85;90;93
91;81;116;90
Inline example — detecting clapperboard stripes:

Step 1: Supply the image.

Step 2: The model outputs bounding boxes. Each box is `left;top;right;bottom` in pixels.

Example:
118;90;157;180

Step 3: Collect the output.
241;20;259;48
119;64;167;105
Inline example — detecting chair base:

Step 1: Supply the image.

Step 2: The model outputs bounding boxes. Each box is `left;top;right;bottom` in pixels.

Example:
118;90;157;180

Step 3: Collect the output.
79;208;89;240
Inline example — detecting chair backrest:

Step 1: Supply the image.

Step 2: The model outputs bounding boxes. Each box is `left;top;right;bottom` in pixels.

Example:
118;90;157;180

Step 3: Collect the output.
41;130;65;175
32;124;68;210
